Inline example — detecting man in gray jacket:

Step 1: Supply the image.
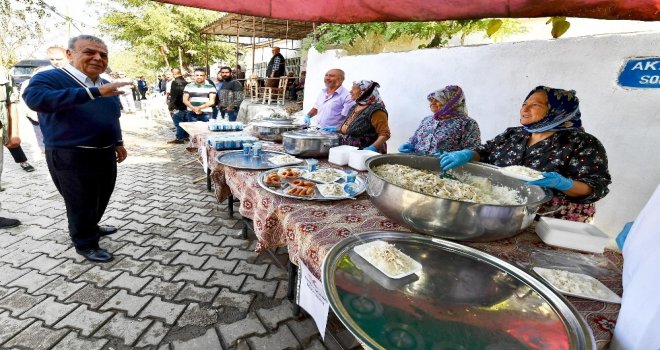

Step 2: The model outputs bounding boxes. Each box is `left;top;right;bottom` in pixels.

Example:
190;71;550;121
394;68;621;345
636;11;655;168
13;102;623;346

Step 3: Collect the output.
216;66;243;121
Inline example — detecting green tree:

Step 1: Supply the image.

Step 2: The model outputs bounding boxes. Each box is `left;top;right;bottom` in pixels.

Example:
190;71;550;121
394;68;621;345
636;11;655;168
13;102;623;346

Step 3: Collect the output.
307;19;523;54
98;0;232;76
0;0;49;66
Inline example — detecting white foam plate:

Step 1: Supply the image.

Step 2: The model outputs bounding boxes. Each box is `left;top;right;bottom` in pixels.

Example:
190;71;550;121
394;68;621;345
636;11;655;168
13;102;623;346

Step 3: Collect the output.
533;267;621;304
301;168;344;183
499;166;544;182
353;240;422;279
317;183;348;199
268;154;303;166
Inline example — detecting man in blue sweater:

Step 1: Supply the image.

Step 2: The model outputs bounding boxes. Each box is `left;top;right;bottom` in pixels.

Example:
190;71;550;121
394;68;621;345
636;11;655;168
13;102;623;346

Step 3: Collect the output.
23;35;130;262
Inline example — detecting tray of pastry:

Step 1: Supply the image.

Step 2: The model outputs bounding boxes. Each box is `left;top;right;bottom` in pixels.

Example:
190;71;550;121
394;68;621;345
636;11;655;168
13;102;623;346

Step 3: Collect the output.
257;166;366;201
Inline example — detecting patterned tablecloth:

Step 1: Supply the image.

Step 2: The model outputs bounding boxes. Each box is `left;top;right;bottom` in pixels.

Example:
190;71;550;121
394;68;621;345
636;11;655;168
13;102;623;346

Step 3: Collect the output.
195;134;622;349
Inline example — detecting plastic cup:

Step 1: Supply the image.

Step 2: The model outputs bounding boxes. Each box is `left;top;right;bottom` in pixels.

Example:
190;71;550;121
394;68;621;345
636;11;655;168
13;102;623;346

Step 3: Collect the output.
306;159;318;172
243;143;252;156
344;170;357;183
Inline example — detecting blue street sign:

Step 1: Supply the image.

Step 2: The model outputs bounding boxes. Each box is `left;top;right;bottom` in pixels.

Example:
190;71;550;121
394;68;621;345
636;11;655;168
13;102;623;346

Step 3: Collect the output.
618;58;660;88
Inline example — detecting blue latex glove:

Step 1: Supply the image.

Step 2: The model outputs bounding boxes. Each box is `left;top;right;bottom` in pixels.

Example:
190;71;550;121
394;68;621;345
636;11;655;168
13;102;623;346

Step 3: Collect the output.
304;114;312;125
432;150;446;158
439;150;475;170
527;172;574;191
398;143;414;153
364;145;377;152
616;221;634;250
320;126;337;132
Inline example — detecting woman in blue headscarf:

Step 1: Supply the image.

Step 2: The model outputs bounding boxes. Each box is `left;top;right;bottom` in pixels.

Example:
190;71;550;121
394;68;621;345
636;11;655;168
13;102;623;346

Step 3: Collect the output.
440;86;611;222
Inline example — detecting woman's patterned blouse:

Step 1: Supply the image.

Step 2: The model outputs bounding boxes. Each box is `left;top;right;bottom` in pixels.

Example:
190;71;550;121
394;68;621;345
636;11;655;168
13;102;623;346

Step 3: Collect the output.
409;116;481;155
474;127;611;204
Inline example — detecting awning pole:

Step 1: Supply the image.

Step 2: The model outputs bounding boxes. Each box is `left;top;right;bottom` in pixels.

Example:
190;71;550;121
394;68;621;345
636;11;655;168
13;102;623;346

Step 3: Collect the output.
251;17;256;73
235;19;240;66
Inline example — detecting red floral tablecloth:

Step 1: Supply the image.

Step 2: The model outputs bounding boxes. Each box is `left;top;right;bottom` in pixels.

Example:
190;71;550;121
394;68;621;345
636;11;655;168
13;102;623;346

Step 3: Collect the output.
199;136;621;349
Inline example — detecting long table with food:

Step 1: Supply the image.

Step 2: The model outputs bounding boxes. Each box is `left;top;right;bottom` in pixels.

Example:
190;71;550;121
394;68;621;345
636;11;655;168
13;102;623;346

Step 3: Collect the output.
188;122;622;349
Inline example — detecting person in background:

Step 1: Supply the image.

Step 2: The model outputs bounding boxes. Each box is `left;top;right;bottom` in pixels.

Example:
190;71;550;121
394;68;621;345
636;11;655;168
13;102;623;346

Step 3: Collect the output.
332;80;390;153
303;68;354;129
439;86;611;222
288;71;306;101
166;68;190;144
47;46;67;68
217;66;243;122
182;68;216;122
234;64;245;80
136;76;148;100
159;72;170;95
398;85;481;155
213;70;224;119
265;47;285;87
23;34;129;262
116;72;136;113
610;184;660;350
0;64;22;228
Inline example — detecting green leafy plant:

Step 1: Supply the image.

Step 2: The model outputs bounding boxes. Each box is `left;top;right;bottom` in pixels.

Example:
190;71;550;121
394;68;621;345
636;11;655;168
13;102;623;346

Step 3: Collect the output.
547;17;571;38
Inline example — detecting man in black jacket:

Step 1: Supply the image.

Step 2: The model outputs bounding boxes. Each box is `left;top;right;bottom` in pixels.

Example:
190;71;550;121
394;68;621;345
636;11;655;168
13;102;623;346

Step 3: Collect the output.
167;68;190;144
265;47;286;87
217;67;243;121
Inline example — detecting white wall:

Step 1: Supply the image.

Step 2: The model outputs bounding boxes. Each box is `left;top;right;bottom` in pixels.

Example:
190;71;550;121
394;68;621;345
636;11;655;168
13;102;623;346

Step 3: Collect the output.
303;32;660;237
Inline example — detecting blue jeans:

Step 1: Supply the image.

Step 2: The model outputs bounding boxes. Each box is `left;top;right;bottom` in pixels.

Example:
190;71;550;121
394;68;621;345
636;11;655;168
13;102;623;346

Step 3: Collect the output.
220;107;239;122
172;110;188;140
187;111;211;122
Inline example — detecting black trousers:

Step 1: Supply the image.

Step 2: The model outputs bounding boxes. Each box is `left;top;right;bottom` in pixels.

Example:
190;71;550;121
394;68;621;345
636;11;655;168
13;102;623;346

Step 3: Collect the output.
7;145;28;163
45;147;117;250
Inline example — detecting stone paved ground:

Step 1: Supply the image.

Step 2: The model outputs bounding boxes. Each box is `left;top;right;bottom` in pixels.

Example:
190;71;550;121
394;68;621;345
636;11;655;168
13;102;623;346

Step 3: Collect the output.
0;101;331;350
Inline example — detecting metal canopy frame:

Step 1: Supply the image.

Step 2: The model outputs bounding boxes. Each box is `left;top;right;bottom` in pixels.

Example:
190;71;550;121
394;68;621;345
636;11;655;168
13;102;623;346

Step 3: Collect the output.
201;14;316;40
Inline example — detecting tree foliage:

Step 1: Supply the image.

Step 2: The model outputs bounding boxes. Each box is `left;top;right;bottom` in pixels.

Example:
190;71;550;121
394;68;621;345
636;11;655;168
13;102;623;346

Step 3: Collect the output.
307;19;524;53
98;0;232;75
0;0;49;66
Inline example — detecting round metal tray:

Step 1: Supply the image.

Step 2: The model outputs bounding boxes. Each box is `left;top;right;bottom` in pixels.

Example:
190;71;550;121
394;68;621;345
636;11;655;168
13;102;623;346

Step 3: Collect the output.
215;150;302;170
257;165;367;201
322;231;595;350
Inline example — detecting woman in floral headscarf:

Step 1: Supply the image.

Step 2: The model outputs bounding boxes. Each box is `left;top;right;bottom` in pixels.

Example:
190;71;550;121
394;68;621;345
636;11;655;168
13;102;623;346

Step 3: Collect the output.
440;86;611;222
331;80;390;153
398;85;481;155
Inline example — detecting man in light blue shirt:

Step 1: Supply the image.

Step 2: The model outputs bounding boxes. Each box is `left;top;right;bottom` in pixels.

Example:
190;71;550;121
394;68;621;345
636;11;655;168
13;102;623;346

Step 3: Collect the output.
304;69;354;128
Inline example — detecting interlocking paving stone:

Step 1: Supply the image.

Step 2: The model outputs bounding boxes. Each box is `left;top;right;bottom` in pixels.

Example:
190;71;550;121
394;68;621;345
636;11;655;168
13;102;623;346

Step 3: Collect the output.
193;232;225;246
114;231;151;245
100;290;152;317
0;233;25;248
54;304;114;336
212;289;254;310
171;266;213;285
0;288;47;316
221;235;253;249
174;284;219;303
142;247;181;264
135;320;170;347
146;215;175;226
45;260;88;279
171;252;208;268
6;236;47;252
0;264;30;284
127;204;153;214
105;271;151;294
187;206;213;215
202;256;238;273
75;266;122;287
33;276;87;301
138;297;186;325
21;296;78;326
177;303;218;328
241;275;278;298
233;260;269;279
169;240;204;253
168;219;197;232
124;212;154;223
305;338;328;350
0;286;16;299
0;250;40;267
94;313;153;346
187;213;216;225
287;318;322;346
274;281;288;300
140;261;182;282
172;327;222;350
198;244;231;258
139;277;185;299
0;310;34;344
66;285;118;309
121;221;153;234
114;242;151;259
99;239;128;253
21;254;65;273
248;324;300;350
56;247;87;263
143;236;178;251
51;331;109;350
109;256;153;275
265;265;288;280
256;300;296;330
226;248;259;262
218;313;267;347
206;270;246;291
3;320;69;349
28;240;68;256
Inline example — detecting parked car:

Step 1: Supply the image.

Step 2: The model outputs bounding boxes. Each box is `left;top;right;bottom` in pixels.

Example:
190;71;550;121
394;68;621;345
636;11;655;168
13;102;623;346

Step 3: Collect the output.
10;59;50;89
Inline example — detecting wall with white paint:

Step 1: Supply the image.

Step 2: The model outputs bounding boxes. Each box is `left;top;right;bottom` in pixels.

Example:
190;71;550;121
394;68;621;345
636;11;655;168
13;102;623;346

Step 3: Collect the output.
303;32;660;237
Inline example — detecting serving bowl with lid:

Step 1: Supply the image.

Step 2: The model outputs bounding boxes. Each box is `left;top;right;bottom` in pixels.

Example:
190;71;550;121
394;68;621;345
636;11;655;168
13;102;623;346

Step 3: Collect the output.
282;129;340;158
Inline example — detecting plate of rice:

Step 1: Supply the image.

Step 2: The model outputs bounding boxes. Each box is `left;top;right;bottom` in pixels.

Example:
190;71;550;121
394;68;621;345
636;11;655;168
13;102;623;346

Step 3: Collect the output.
500;165;544;181
354;240;422;279
533;267;621;303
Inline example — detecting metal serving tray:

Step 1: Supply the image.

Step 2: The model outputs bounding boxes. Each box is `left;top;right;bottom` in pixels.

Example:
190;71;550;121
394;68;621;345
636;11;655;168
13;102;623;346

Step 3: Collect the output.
257;165;366;201
215;150;301;170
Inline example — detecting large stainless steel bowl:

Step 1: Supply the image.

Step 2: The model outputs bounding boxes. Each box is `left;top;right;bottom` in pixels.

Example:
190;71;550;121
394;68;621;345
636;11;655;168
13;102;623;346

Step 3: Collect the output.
282;129;340;158
366;154;552;242
251;121;302;142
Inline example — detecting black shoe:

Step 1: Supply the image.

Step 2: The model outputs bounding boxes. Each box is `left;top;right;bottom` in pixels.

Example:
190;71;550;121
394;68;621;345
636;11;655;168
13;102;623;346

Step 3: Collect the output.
0;217;21;228
20;163;35;172
76;248;113;262
97;225;118;236
167;139;185;144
